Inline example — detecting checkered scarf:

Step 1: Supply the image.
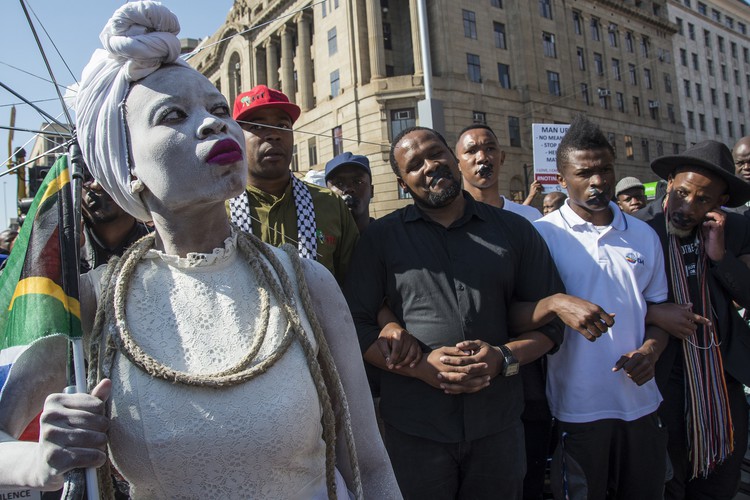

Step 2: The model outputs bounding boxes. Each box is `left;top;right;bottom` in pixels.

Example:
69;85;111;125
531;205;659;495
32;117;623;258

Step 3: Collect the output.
229;174;318;260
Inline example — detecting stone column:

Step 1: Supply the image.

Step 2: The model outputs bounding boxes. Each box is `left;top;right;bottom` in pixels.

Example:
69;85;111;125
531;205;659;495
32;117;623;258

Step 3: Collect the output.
296;13;313;110
365;0;385;79
280;25;295;101
264;37;279;90
409;0;422;75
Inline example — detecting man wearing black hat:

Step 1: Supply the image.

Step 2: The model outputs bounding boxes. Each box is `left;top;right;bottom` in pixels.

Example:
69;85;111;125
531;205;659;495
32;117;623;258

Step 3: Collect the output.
230;85;358;284
635;140;750;500
325;152;374;234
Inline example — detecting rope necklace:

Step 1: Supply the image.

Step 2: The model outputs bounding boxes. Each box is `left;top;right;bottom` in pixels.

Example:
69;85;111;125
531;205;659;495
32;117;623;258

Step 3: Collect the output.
666;218;733;479
88;229;362;499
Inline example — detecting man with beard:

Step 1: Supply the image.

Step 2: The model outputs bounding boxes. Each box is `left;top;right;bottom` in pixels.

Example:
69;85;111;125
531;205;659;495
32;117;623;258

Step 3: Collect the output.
530;115;670;499
344;126;565;499
455;124;541;222
730;135;750;217
635;140;750;500
80;167;150;272
325;152;374;233
230;85;358;283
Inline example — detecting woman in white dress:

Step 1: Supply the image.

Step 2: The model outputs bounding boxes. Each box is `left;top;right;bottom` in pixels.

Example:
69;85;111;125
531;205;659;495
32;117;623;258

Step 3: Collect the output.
0;2;399;498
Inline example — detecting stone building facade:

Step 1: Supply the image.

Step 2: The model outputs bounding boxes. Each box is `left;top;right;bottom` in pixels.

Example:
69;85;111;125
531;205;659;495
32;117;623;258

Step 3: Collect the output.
667;0;750;147
188;0;685;217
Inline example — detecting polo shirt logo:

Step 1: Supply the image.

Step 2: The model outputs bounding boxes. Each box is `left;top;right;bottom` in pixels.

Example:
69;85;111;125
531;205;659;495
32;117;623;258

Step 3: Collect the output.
625;252;645;265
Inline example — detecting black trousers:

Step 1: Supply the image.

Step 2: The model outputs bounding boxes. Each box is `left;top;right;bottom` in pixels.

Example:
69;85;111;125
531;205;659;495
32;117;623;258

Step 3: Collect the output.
552;412;668;500
660;377;749;500
383;422;526;500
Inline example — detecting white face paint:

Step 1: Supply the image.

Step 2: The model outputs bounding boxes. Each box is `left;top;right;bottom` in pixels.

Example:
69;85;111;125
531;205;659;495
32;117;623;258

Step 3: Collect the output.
125;65;247;214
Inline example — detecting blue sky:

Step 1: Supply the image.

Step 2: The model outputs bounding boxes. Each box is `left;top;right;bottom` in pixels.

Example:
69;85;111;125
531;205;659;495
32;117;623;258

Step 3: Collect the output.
0;0;233;226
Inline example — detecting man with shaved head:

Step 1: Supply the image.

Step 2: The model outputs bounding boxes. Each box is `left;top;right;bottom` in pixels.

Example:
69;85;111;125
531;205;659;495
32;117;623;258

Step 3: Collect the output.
731;135;750;217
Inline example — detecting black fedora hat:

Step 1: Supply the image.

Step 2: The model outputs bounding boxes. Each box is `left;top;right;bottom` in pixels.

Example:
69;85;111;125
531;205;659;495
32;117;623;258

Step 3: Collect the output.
651;140;750;207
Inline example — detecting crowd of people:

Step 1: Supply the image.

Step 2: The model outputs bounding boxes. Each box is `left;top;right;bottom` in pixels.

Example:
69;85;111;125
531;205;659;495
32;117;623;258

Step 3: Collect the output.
1;2;750;499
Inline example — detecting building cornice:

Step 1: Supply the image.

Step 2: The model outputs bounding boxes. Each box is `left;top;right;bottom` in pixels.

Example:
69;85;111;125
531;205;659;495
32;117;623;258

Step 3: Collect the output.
594;0;678;34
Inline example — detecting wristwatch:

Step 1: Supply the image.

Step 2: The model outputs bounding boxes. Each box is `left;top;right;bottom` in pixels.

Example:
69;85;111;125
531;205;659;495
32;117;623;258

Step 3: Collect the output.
497;344;519;377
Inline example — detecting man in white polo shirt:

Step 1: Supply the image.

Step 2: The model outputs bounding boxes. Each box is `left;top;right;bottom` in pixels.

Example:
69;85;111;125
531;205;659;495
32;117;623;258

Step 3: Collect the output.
533;115;670;498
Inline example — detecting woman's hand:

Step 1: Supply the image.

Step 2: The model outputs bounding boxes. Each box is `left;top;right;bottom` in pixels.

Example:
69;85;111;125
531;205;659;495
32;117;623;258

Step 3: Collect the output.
32;379;111;489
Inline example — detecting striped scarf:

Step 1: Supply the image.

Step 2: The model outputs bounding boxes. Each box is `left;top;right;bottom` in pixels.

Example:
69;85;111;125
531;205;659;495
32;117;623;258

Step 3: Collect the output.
667;225;733;478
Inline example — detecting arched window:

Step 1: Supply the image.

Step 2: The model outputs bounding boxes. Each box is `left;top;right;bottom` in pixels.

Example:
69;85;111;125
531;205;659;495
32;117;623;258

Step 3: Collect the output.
228;52;242;104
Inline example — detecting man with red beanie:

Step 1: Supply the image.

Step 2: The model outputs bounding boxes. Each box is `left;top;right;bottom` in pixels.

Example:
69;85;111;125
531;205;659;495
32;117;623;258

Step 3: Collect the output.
230;85;358;283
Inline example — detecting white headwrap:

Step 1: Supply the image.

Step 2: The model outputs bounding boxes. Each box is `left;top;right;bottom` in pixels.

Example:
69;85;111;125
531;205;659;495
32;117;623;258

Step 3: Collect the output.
75;1;188;221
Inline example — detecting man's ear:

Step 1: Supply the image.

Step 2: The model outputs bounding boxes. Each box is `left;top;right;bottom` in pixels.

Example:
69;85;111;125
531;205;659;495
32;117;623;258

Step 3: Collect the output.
556;172;567;190
499;150;506;165
370;184;374;198
718;193;730;208
397;177;409;194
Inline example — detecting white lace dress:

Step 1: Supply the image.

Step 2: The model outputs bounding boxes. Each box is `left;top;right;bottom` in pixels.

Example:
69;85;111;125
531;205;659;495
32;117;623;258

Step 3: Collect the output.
90;234;350;499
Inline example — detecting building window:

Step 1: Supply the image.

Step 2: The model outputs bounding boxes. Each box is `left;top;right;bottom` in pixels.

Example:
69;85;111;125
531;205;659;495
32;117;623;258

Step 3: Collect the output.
594;53;604;75
697;2;706;15
641;36;650;58
625;135;634;159
508;116;521;147
721;64;727;81
680;49;687;66
731;42;738;59
740;22;747;35
642;139;650;162
616;92;625;112
725;92;731;109
744;48;749;64
747;74;750;90
649;100;659;119
608;24;619;47
684;79;691;98
327;28;338;56
687;111;695;129
698;113;706;132
714;117;721;135
633;96;641;116
467;53;481;82
688;23;695;40
708;59;714;76
629;64;637;85
577;47;586;70
612;59;621;80
498;63;511;88
390;108;416;142
704;29;711;48
291;144;299;172
691;53;699;71
542;32;556;58
383;23;392;50
308;137;318;166
539;0;553;19
664;74;672;93
494;22;507;49
547;71;561;96
676;18;684;35
590;18;600;41
463;10;477;39
473;111;487;124
667;104;675;123
728;121;734;138
657;141;664;156
332;126;344;157
599;91;609;109
643;68;652;89
330;69;340;97
711;88;718;105
581;83;590;105
735;70;740;86
711;9;720;22
695;83;702;101
738;97;744;113
572;10;582;35
491;0;502;7
625;32;634;52
718;36;725;53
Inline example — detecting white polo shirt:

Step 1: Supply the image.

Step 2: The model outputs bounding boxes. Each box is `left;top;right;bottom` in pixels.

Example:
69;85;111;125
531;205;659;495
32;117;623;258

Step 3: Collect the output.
502;197;542;222
533;201;668;423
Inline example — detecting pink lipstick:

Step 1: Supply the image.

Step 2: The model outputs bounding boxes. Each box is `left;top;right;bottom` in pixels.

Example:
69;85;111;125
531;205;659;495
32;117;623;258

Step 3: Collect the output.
206;139;243;165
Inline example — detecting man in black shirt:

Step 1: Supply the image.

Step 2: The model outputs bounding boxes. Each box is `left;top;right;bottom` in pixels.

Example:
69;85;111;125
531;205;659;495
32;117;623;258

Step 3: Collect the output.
344;126;564;499
635;140;750;500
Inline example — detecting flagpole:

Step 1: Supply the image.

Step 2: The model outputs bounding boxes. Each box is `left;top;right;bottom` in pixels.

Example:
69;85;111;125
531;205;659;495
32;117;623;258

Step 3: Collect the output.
68;139;100;500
